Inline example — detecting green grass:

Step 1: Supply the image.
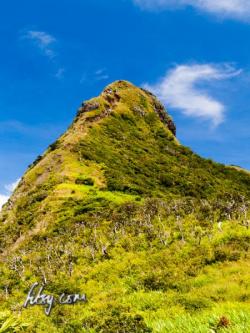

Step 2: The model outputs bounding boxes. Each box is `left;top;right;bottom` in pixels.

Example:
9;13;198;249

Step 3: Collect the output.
0;81;250;332
146;305;250;333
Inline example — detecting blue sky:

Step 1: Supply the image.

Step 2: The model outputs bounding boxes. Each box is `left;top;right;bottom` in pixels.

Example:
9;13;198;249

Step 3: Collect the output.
1;0;250;206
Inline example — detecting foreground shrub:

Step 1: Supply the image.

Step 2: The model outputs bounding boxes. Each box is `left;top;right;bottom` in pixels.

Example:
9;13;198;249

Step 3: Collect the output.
83;308;152;333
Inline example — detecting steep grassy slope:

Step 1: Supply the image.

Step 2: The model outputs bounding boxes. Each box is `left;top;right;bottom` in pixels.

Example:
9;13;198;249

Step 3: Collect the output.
0;81;250;332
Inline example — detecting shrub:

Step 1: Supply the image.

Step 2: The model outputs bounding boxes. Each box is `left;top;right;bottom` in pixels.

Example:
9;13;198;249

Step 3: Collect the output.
49;140;60;151
75;177;94;186
83;309;152;333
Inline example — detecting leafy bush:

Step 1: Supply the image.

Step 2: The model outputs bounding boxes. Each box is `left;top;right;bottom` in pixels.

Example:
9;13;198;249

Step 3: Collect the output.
83;309;152;333
75;177;94;186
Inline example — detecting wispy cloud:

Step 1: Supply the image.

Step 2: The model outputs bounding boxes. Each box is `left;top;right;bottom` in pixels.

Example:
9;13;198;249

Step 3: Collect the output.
133;0;250;21
0;178;20;210
144;63;241;126
0;120;65;139
23;30;56;58
55;67;65;79
95;68;109;81
80;68;109;85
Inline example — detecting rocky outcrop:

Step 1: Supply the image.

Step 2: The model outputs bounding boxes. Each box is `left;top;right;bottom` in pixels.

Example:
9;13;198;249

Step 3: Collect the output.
141;87;176;136
77;102;100;117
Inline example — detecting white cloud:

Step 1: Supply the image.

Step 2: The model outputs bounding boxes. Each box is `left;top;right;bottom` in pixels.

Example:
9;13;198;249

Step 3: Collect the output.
80;69;109;84
95;68;109;81
96;74;109;81
24;30;56;58
55;67;65;79
144;64;241;126
4;178;21;192
95;68;106;75
0;194;9;209
0;178;21;210
133;0;250;21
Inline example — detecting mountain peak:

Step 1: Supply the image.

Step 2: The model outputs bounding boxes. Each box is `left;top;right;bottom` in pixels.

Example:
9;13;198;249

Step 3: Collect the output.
75;80;176;136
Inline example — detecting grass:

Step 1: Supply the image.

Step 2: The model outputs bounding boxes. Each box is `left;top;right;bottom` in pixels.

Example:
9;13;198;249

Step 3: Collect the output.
0;81;250;332
56;182;140;204
146;306;250;333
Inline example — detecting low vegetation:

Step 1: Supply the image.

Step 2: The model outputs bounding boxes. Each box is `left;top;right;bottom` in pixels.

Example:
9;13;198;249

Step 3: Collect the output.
0;81;249;332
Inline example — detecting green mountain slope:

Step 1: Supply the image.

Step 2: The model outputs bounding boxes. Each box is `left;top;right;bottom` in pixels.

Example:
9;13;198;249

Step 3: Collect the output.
0;81;250;332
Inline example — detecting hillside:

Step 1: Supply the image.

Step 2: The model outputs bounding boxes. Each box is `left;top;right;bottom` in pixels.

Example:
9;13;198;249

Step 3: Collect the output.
0;80;250;333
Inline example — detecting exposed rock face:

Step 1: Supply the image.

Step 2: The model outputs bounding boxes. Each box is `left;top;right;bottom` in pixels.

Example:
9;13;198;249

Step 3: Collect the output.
102;86;121;105
153;101;176;136
141;87;176;136
77;102;100;117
